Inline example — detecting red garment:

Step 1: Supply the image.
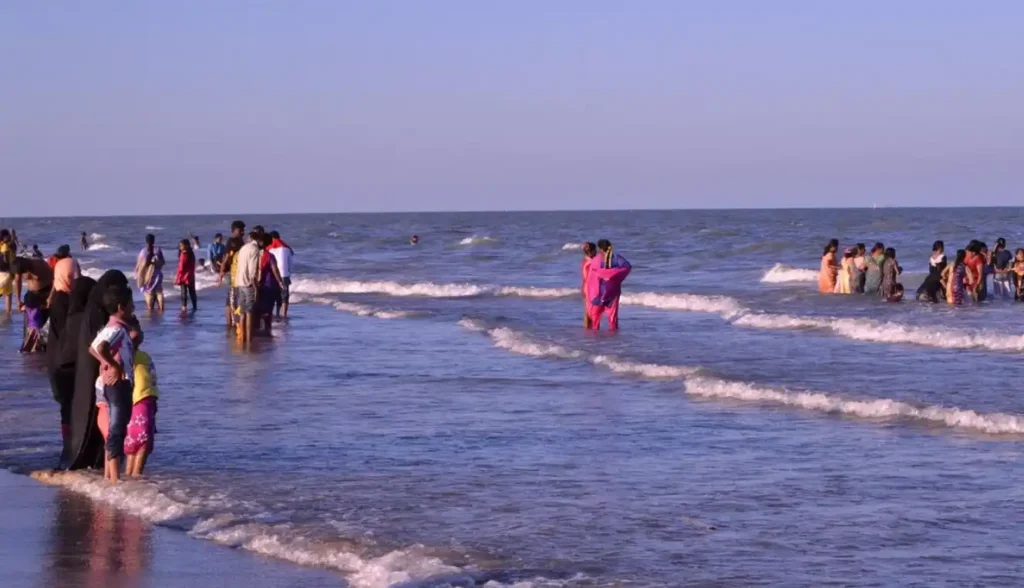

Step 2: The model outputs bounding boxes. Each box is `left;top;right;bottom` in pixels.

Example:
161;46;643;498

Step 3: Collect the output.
46;256;58;270
174;252;195;286
965;254;983;288
270;238;290;251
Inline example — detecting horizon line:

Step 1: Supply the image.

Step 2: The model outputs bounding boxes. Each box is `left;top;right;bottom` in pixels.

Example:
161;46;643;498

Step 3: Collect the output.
5;204;1024;220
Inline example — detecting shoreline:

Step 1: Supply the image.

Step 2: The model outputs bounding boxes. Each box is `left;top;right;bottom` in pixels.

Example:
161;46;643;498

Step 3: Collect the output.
0;469;342;588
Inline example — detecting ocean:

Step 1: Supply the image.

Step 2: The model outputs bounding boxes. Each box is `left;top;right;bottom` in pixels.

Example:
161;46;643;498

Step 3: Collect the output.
2;209;1024;587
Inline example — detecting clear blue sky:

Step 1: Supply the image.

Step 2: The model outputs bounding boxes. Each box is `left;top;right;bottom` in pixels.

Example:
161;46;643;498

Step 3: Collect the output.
1;1;1021;215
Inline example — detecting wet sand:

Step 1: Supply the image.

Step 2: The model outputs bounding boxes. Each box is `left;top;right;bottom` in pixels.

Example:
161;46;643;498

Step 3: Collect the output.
0;470;342;588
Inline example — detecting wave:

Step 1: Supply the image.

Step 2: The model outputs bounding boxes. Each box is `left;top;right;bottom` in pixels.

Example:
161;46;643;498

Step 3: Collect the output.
561;243;582;251
459;319;698;380
458;235;497;246
682;377;1024;435
87;243;115;251
307;296;417;319
145;225;164;231
81;268;106;280
290;277;576;300
760;263;819;283
29;470;462;588
459;321;1024;435
620;292;744;317
89;232;106;241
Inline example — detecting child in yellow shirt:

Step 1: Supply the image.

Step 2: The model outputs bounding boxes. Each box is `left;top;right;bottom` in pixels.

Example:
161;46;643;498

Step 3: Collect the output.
124;329;159;477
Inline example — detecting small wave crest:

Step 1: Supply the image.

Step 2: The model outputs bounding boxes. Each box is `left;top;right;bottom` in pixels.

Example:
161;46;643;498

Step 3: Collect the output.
458;235;497;246
291;277;576;300
89;232;106;241
561;243;582;251
145;225;164;231
760;263;819;283
459;321;1024;435
87;243;116;251
307;296;417;319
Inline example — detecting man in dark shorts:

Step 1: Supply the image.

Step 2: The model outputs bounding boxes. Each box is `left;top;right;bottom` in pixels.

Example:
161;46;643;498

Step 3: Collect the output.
217;220;246;326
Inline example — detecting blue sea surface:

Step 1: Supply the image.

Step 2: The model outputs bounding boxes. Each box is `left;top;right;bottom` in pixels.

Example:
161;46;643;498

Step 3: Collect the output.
2;209;1024;587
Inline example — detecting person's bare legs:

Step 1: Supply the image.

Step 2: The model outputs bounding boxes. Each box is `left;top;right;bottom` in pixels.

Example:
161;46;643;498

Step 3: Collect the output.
106;453;120;484
133;448;150;476
281;300;288;319
244;311;253;344
156;291;165;313
125;453;137;476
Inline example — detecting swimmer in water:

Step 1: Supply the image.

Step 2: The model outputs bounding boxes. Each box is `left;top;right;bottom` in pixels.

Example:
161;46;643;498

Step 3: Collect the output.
411;235;419;245
80;232;88;251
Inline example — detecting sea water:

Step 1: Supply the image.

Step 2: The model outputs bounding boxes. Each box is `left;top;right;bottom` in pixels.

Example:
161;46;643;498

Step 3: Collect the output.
2;209;1024;587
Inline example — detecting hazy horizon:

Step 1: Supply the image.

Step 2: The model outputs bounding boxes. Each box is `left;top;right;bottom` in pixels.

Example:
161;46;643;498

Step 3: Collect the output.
2;1;1022;216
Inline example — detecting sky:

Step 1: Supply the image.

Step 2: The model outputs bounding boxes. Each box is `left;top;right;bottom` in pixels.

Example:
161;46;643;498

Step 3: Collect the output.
1;1;1022;216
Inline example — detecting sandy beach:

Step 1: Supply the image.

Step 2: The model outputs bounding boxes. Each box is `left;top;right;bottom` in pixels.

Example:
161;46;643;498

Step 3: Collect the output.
0;470;341;588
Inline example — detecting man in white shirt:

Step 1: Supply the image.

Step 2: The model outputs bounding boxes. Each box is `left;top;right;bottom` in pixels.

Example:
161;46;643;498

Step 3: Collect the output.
268;231;294;318
233;230;262;344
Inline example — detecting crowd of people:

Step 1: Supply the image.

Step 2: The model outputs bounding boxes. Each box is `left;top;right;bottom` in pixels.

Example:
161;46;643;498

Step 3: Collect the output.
817;237;1024;305
0;219;296;483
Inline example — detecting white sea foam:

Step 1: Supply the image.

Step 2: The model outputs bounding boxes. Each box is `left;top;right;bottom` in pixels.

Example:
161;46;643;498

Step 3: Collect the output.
561;242;582;251
760;263;819;283
292;278;491;298
80;267;107;280
460;322;1024;435
89;232;106;241
29;470;463;588
87;243;115;251
458;235;497;246
460;320;697;379
307;296;416;319
620;291;745;317
145;225;164;231
682;377;1024;435
290;277;577;300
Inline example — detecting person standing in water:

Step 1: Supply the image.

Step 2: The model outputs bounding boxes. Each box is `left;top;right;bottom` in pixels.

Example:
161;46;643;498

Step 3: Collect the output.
1;229;16;315
217;221;246;325
80;232;89;251
851;243;867;293
580;242;597;328
818;239;839;294
134;234;166;312
880;247;901;299
410;235;419;245
991;238;1012;299
268;231;293;318
586;239;631;331
207;233;226;272
942;249;969;305
863;242;885;295
836;248;854;294
917;241;946;302
234;229;262;345
964;241;985;302
174;239;197;314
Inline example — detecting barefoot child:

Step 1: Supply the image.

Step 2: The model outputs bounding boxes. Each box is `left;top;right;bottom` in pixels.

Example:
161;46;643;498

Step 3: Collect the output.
125;325;158;477
89;285;135;483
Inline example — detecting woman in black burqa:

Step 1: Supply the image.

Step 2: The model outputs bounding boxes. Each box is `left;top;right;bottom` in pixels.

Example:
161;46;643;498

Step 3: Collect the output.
47;276;95;461
62;270;129;470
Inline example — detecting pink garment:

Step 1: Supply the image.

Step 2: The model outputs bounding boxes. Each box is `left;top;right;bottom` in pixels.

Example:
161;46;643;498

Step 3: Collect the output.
53;257;81;293
588;298;621;330
125;398;157;455
585;256;631;304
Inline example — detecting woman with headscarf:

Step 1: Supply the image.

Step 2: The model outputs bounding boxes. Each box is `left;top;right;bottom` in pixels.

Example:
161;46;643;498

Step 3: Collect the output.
581;242;597;328
818;239;839;294
63;270;129;470
46;276;95;456
863;242;885;295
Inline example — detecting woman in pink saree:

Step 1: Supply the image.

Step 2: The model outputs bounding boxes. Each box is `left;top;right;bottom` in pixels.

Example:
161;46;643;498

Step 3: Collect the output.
585;239;631;330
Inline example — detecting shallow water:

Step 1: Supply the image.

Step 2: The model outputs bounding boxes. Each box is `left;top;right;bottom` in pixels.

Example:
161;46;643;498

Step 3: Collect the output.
2;209;1024;586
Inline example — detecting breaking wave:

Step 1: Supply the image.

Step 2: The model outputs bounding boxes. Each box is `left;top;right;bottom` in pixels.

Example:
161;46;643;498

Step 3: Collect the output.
289;277;575;300
458;235;497;246
29;470;463;588
306;296;418;319
145;225;164;231
285;276;1024;354
561;243;582;251
87;243;115;251
89;232;106;241
459;321;1024;435
760;263;819;283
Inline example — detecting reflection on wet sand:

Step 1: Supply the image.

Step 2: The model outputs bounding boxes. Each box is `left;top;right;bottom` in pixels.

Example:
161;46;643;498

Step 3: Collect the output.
46;489;151;588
